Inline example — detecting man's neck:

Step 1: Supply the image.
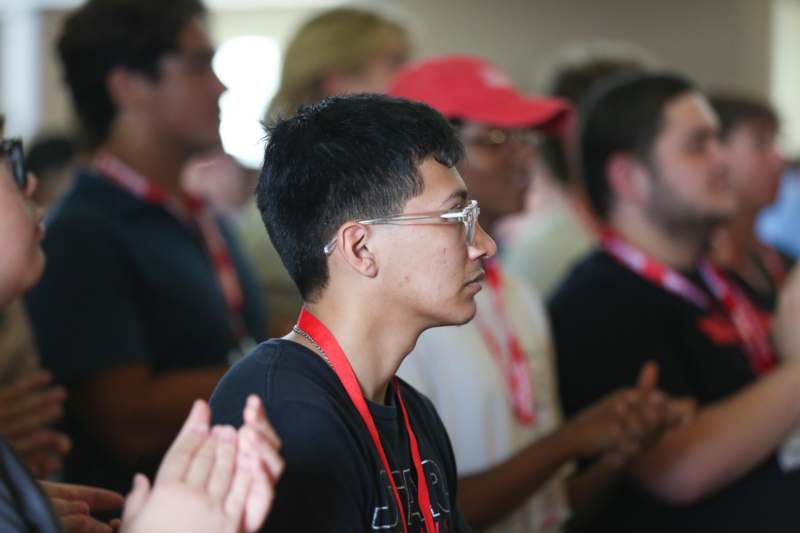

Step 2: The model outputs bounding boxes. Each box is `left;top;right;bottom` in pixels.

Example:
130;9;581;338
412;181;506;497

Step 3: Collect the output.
727;209;759;252
609;207;708;271
290;297;422;405
101;127;191;199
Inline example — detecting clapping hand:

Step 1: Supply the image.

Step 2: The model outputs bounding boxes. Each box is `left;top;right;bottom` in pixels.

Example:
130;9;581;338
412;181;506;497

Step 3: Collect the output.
120;395;283;533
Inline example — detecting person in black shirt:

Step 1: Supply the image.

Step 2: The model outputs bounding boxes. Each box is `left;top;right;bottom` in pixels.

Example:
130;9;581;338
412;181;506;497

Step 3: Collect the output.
211;94;493;531
549;73;800;532
0;122;282;532
25;0;265;494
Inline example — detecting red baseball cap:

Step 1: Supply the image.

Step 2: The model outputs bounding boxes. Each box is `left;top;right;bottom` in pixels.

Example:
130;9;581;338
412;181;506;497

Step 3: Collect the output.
389;55;572;133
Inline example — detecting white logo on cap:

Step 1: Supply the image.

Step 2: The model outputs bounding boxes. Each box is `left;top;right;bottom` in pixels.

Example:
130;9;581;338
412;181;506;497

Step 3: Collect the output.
481;66;512;88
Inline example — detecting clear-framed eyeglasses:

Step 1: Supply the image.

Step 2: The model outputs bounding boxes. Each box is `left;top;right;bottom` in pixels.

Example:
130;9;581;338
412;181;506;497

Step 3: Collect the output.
324;199;480;255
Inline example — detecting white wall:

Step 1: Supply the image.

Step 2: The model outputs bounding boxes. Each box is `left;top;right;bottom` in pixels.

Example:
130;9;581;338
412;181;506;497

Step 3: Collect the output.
771;0;800;156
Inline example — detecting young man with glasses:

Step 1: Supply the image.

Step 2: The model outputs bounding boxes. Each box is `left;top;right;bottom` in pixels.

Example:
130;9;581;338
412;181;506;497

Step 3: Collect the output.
25;0;265;495
390;56;688;533
210;94;491;531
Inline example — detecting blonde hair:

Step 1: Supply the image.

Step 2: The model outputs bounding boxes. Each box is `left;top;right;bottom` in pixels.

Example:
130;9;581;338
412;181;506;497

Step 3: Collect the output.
267;7;408;122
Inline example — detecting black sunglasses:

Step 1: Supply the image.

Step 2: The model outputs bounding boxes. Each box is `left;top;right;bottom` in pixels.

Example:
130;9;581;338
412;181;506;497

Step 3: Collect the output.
1;138;27;190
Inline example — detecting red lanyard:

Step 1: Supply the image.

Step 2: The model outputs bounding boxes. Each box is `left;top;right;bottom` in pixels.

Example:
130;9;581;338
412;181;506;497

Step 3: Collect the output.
473;261;537;425
93;151;246;339
296;309;437;533
600;228;776;374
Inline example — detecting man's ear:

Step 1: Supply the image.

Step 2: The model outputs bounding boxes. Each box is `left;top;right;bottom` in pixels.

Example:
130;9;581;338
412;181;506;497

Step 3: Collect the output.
606;152;651;208
334;223;379;279
106;66;151;113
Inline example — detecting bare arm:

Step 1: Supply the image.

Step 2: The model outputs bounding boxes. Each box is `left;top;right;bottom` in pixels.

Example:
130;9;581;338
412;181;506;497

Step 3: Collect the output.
72;363;228;463
632;266;800;504
566;460;621;518
630;359;800;503
458;364;671;530
457;427;574;530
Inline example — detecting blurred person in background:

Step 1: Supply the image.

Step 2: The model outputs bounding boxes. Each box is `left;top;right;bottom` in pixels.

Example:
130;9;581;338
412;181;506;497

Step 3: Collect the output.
26;0;265;496
709;94;791;310
503;46;649;298
0;135;77;434
0;119;70;482
1;121;282;533
392;55;689;533
0;135;77;428
236;6;411;337
550;72;800;533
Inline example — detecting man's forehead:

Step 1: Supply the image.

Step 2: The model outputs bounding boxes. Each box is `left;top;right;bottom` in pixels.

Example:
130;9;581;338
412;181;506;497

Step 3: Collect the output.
662;91;719;135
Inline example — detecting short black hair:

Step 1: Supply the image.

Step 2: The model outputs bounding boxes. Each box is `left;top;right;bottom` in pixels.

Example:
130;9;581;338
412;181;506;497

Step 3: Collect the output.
709;93;779;141
57;0;206;146
579;72;694;219
544;59;645;185
549;59;645;107
257;93;464;301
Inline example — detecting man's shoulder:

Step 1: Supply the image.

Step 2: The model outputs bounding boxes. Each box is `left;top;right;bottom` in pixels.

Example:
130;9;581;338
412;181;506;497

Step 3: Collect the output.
548;248;663;317
44;170;146;245
52;169;142;221
211;339;348;426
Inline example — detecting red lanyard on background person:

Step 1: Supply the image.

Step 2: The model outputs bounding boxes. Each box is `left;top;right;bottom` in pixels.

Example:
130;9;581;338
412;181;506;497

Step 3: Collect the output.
473;261;537;425
93;151;247;341
600;228;776;375
295;309;438;533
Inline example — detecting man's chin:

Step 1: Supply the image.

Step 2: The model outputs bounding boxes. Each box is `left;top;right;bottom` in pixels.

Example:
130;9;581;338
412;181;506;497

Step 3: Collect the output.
432;301;477;329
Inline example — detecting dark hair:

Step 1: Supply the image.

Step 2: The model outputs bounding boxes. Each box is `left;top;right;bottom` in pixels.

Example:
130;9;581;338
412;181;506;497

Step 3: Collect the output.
544;59;645;185
57;0;206;146
579;72;694;219
549;59;645;106
257;93;464;301
709;93;779;141
26;135;76;182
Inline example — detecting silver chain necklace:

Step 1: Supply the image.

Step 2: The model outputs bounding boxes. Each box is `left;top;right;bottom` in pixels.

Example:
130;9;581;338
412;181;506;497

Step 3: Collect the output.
292;325;334;369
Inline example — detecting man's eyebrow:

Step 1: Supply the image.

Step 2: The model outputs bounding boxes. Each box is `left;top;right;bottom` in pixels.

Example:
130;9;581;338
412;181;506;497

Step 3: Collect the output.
440;189;469;208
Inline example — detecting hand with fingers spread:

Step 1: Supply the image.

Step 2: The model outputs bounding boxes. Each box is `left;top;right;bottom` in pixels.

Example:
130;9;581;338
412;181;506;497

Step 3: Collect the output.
120;395;283;533
39;480;124;533
0;370;71;477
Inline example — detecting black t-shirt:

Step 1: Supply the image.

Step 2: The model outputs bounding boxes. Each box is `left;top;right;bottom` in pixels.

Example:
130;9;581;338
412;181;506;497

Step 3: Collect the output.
549;249;800;533
25;170;266;493
210;339;471;533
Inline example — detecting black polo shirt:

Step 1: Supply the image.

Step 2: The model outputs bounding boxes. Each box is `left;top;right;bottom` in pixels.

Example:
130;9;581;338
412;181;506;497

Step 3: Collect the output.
26;169;266;493
548;249;800;533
